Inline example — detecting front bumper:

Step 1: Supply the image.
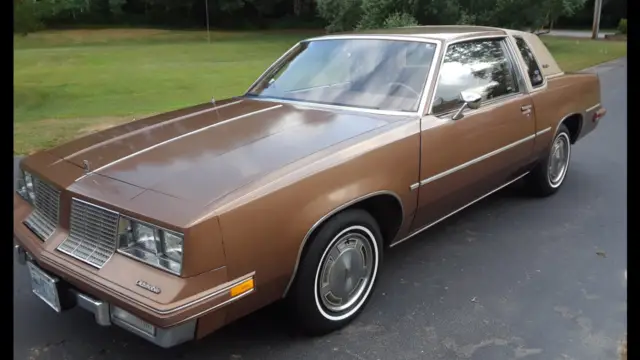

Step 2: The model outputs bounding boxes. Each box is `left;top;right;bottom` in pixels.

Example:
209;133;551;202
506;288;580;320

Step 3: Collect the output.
16;244;196;348
14;190;258;348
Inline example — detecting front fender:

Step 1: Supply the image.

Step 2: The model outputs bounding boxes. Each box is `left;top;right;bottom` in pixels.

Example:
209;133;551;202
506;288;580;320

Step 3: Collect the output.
214;121;421;304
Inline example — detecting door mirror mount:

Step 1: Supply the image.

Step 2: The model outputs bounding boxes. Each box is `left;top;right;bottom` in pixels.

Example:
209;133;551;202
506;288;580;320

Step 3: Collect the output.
452;91;482;120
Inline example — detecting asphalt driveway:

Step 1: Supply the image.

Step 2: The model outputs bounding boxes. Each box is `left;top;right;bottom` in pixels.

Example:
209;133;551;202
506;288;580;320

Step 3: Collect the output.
13;58;627;360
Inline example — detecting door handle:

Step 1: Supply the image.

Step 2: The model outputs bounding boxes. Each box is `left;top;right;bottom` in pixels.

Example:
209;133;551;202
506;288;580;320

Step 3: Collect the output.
521;105;532;111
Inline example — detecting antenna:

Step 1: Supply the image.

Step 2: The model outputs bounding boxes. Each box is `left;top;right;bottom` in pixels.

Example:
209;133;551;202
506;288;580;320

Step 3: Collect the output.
211;97;221;122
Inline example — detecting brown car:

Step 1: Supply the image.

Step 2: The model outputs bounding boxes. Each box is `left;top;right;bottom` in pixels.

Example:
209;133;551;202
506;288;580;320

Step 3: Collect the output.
14;26;606;347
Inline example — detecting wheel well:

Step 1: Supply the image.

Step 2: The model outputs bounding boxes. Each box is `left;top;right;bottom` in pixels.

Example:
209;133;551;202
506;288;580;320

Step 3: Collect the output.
288;193;404;296
561;114;582;144
304;194;404;249
350;194;404;247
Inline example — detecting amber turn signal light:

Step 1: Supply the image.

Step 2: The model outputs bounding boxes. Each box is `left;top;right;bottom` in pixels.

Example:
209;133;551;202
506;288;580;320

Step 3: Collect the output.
230;278;254;297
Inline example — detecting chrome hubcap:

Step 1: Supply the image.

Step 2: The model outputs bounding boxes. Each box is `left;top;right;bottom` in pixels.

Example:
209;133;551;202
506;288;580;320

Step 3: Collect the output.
548;133;570;187
317;231;374;313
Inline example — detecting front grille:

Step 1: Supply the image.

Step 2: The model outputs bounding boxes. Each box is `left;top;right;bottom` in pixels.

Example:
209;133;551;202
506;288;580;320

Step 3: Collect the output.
23;178;61;241
57;198;120;268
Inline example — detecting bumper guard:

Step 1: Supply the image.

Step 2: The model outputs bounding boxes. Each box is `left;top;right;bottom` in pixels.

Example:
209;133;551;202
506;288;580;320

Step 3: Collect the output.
14;244;196;348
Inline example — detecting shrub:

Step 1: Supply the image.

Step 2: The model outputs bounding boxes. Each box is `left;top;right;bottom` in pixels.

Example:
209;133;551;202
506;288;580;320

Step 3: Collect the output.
618;18;627;35
382;12;419;28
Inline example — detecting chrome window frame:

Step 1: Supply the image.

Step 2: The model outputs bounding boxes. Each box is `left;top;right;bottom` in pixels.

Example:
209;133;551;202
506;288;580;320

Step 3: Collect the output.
426;35;528;119
244;35;443;117
511;35;548;91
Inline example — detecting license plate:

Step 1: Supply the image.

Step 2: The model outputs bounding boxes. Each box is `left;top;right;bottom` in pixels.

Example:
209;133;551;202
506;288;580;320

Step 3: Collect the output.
27;262;61;312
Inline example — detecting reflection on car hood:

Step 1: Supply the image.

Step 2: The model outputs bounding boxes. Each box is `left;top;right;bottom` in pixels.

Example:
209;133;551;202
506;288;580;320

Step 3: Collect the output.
50;98;399;207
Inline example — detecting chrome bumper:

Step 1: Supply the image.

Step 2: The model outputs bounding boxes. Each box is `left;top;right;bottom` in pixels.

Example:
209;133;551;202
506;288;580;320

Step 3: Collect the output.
14;245;195;348
73;290;112;326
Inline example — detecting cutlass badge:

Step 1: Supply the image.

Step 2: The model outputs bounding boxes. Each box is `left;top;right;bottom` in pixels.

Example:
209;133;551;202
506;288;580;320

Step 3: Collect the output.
136;280;161;294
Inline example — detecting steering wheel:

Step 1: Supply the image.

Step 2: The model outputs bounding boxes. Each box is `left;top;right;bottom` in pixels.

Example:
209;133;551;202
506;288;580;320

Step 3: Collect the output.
385;82;420;99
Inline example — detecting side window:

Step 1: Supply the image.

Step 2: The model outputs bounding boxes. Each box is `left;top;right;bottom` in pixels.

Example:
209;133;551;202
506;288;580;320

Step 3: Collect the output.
431;38;519;115
514;36;544;87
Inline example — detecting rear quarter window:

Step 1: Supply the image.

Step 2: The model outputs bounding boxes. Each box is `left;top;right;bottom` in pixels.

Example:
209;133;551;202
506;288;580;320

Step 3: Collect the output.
514;36;544;87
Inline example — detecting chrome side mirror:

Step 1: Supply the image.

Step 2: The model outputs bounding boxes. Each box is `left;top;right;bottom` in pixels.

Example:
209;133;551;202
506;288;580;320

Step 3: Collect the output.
452;91;482;120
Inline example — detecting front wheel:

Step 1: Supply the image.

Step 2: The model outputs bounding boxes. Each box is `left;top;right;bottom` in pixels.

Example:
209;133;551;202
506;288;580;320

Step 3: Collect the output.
526;124;572;197
287;209;383;335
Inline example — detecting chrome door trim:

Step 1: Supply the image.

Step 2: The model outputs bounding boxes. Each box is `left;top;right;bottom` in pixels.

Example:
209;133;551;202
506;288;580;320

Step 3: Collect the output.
410;134;534;190
393;171;529;247
535;127;552;136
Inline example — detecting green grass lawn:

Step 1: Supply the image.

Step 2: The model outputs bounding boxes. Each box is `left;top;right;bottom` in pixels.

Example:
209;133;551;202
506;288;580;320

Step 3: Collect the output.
541;36;627;73
13;29;627;155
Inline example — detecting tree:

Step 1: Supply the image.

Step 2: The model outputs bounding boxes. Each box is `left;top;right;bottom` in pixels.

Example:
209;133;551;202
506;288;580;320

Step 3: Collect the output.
13;0;592;34
316;0;362;32
356;0;417;30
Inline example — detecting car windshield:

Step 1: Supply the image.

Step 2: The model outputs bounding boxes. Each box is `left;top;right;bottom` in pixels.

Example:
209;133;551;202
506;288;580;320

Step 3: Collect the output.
246;38;437;113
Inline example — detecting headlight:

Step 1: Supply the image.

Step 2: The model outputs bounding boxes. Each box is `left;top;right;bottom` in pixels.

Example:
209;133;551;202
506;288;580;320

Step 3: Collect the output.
117;217;184;275
16;169;36;204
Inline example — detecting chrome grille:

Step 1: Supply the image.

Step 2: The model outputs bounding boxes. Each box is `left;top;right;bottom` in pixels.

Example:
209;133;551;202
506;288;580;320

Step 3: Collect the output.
57;198;119;268
23;178;60;241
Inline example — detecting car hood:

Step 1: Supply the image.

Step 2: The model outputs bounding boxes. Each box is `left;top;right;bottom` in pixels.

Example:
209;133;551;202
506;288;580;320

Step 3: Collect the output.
48;98;399;207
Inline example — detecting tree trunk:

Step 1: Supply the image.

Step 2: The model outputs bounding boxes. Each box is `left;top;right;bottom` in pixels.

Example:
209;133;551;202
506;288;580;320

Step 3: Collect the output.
294;0;302;16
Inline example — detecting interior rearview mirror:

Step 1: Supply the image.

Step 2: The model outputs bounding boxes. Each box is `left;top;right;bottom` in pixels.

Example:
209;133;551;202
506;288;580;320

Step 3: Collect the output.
452;91;482;120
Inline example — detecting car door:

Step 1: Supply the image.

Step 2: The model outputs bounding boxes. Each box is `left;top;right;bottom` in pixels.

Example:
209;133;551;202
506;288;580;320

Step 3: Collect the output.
409;36;536;233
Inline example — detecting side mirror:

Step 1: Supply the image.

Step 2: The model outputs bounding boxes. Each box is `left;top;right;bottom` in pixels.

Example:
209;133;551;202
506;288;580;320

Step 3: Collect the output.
452;91;482;120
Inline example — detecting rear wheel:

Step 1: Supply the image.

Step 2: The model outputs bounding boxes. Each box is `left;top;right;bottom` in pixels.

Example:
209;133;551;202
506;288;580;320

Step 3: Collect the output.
526;124;572;197
288;209;383;335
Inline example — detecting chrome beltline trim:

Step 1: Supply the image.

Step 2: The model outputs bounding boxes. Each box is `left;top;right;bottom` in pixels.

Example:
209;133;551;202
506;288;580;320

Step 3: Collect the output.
586;103;601;113
546;72;565;79
535;127;552;136
415;134;534;188
75;105;282;182
392;171;530;247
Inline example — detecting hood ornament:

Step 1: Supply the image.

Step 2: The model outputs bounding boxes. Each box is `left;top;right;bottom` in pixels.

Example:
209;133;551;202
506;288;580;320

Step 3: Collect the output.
82;160;91;174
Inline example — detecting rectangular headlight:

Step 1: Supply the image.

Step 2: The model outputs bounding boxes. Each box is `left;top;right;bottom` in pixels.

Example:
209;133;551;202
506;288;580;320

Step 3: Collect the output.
16;169;36;204
117;217;184;275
